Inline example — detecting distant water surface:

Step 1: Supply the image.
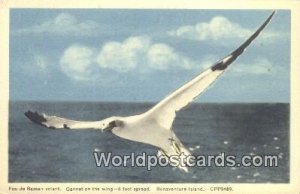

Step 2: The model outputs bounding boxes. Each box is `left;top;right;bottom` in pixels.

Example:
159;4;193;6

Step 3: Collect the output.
9;101;289;183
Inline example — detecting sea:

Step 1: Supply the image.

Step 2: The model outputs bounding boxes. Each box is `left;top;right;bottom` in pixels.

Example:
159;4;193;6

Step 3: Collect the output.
9;101;289;183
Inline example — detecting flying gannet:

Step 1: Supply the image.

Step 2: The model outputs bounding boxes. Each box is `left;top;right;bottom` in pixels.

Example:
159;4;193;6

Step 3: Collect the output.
25;11;275;172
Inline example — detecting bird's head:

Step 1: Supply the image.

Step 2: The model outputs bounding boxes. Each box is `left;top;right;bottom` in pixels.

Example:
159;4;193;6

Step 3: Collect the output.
100;117;124;132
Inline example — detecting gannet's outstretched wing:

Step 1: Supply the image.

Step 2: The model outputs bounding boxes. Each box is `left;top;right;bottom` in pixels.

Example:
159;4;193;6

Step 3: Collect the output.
146;11;275;130
25;110;101;129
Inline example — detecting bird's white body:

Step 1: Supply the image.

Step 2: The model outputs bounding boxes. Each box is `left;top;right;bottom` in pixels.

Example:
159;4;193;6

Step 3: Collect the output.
24;11;275;173
111;114;189;156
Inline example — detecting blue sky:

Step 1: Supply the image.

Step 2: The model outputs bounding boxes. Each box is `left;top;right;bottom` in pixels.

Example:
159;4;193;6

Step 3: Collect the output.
9;9;290;102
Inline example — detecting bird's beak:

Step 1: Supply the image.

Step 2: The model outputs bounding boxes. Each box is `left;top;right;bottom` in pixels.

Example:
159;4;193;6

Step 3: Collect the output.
101;121;116;132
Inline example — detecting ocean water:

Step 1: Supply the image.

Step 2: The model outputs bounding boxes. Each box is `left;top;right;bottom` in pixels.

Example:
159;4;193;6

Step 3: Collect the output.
9;101;289;183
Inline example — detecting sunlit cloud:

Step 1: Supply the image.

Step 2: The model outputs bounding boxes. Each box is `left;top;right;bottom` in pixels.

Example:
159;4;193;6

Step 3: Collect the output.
168;16;279;44
60;36;200;81
15;13;103;36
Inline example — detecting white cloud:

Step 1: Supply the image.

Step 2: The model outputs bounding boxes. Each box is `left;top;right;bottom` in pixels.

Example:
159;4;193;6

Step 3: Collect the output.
147;43;179;70
97;36;199;72
168;16;278;42
16;13;102;36
96;36;151;72
60;44;97;81
97;37;197;72
59;36;276;82
60;36;200;81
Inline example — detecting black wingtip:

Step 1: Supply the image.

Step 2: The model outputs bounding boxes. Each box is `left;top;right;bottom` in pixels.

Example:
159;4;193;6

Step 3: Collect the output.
211;11;275;72
24;110;47;126
271;10;276;17
63;124;70;129
211;60;231;71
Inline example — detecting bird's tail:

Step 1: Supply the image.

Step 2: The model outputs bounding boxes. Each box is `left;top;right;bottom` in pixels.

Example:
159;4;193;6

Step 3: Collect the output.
157;140;192;173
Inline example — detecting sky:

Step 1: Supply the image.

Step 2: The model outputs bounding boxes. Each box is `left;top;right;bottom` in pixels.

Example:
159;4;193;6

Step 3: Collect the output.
9;9;290;102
